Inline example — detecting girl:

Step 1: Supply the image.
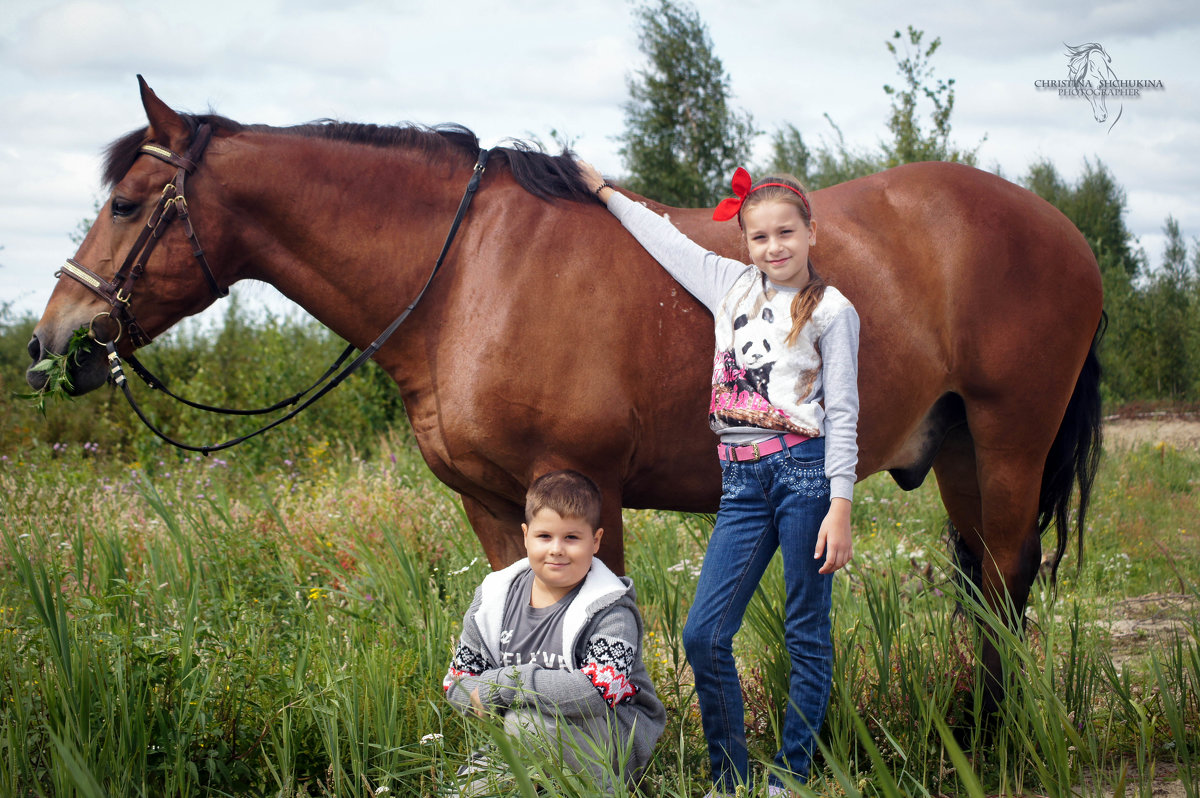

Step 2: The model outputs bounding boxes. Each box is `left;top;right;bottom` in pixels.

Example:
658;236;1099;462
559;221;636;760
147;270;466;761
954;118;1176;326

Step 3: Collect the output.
577;162;858;795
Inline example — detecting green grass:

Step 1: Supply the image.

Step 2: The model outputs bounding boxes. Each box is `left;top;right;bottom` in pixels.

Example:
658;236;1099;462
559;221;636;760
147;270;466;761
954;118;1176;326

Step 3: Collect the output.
0;433;1196;796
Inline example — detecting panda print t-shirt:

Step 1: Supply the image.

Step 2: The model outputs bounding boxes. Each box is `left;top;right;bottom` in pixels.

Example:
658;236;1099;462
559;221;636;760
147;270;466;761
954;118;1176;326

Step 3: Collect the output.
710;271;855;442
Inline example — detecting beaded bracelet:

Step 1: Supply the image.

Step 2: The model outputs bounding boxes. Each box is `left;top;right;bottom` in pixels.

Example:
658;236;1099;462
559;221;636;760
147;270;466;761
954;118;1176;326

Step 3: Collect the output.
594;181;613;195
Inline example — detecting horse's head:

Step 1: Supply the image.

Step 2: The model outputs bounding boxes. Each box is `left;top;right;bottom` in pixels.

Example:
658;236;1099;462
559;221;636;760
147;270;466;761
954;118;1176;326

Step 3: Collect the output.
27;77;236;396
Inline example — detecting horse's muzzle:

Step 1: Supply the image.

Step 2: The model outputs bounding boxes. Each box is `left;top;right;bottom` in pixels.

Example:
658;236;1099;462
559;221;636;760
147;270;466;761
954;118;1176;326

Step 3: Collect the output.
25;331;110;395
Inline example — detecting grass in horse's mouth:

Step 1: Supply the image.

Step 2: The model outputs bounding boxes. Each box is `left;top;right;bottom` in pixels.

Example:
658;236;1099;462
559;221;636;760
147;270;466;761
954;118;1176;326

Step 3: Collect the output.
22;327;93;413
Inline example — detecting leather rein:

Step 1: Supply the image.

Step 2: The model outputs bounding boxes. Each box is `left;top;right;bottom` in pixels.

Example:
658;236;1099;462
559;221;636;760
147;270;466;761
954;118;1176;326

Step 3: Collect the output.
56;124;491;454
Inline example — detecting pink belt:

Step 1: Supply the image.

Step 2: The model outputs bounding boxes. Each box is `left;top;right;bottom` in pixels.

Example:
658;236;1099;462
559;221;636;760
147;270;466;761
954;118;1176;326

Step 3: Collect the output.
718;433;811;463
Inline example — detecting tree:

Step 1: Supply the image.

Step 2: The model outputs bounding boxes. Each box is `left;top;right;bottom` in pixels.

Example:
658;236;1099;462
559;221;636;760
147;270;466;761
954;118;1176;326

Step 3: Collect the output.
1022;158;1140;282
1192;239;1200;398
766;117;882;189
618;0;757;206
766;123;810;182
765;26;979;189
1143;216;1197;398
881;26;980;167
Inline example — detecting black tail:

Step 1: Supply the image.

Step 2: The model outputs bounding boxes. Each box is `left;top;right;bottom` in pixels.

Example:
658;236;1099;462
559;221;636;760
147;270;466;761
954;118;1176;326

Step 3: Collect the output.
1039;315;1106;580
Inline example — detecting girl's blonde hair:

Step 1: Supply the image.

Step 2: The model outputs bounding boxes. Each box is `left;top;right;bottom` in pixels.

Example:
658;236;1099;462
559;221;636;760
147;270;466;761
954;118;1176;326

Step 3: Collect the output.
738;174;826;346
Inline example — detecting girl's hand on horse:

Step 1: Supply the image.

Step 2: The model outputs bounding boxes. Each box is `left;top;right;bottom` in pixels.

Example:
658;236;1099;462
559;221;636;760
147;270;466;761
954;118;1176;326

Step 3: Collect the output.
816;497;853;574
576;160;613;203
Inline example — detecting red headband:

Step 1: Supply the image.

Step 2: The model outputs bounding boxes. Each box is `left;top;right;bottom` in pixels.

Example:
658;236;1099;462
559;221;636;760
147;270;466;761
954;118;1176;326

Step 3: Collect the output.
712;167;811;222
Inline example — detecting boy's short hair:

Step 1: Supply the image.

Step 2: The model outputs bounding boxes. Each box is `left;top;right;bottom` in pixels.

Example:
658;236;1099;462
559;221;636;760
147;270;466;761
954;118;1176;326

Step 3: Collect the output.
525;470;602;530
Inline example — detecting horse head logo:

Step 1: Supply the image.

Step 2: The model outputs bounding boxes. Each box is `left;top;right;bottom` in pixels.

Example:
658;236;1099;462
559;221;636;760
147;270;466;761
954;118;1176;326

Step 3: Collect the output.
1065;42;1123;131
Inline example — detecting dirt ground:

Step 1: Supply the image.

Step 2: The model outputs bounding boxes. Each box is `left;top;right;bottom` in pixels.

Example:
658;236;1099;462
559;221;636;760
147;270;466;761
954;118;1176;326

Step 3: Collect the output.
1090;414;1198;798
1103;592;1199;669
1102;412;1200;451
1076;590;1195;798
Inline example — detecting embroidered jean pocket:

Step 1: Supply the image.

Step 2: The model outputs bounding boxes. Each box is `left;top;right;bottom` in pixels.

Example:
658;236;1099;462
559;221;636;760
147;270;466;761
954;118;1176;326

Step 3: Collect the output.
720;461;746;499
778;457;829;498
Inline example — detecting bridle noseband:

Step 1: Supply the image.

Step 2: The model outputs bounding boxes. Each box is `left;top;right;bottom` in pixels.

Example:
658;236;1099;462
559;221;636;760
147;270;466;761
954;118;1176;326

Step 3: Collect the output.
56;123;226;348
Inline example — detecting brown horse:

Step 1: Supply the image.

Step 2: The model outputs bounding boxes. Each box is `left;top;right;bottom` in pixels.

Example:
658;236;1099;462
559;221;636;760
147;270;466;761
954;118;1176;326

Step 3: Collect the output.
28;79;1102;705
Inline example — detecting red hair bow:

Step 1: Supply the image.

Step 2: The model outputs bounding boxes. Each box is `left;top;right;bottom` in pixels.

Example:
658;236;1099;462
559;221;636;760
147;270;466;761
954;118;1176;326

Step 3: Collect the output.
712;167;811;223
712;167;753;222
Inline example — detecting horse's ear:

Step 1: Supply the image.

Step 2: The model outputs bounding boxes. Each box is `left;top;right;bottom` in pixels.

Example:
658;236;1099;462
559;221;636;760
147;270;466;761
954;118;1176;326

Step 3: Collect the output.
137;75;188;148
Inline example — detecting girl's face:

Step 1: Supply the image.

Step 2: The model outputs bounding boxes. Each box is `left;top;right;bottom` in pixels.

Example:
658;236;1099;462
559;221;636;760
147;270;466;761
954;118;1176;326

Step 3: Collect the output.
742;199;817;289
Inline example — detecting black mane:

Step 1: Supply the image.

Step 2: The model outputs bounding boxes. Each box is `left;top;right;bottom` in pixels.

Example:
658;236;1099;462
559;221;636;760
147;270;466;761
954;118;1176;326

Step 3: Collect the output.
103;114;594;203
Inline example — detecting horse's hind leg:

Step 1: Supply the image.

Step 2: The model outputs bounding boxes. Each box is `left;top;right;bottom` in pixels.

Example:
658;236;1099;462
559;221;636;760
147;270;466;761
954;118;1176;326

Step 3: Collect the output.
932;421;1045;713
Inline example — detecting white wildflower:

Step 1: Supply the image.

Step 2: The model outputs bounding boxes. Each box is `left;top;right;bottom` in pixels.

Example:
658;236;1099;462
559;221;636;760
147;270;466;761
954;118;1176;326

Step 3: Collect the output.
448;557;479;577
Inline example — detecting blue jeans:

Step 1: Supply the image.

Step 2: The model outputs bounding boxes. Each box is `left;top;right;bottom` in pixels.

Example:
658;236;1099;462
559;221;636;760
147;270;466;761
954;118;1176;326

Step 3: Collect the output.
683;436;833;790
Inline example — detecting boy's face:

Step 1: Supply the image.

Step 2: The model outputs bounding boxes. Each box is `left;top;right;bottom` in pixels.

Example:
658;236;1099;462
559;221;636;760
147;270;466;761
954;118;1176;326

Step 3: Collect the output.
522;508;603;605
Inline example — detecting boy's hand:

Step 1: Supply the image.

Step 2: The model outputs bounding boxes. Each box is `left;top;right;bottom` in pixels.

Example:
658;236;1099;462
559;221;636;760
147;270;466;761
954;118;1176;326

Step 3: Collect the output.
469;687;486;718
815;497;853;574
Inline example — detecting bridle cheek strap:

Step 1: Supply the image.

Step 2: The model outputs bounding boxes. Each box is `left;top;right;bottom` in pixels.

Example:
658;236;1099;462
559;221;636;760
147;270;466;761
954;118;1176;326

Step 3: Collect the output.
55;123;224;349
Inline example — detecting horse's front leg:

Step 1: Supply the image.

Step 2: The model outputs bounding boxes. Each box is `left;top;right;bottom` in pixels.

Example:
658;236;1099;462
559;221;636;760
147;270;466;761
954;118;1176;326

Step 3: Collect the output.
460;494;527;570
593;483;626;576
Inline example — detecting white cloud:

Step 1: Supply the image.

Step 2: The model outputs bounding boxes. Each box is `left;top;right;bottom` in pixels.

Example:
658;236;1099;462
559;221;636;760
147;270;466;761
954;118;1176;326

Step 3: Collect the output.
1;0;1197;316
8;1;208;80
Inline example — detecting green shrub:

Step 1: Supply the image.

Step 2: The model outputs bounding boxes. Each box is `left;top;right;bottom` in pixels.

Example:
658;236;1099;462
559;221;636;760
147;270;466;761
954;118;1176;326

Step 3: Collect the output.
2;296;407;471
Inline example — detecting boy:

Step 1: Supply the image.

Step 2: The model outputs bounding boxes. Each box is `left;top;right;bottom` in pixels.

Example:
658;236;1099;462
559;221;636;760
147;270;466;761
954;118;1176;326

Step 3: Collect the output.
443;470;666;793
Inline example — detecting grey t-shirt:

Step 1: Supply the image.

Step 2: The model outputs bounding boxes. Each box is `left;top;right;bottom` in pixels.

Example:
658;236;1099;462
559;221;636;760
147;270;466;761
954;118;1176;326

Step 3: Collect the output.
498;569;584;671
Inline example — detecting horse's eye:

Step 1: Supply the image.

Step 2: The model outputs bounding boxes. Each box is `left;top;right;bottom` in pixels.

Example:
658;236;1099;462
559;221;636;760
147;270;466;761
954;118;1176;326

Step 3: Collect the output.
111;198;139;218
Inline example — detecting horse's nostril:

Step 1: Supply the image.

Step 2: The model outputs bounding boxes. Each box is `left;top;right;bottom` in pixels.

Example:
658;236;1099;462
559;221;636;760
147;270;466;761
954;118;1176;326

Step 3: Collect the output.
27;335;42;363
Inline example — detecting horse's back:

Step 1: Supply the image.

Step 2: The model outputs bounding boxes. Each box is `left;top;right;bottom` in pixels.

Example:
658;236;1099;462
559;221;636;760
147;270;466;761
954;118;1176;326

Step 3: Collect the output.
795;162;1099;475
816;161;1099;290
813;161;1101;362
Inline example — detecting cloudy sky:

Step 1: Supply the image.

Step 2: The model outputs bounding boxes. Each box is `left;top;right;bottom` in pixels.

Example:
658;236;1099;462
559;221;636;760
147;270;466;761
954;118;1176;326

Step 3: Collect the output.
2;0;1197;319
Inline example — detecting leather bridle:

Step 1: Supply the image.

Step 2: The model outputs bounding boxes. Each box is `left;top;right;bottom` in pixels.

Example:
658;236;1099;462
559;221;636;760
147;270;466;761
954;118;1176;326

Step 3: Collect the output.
57;123;226;349
53;122;491;454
